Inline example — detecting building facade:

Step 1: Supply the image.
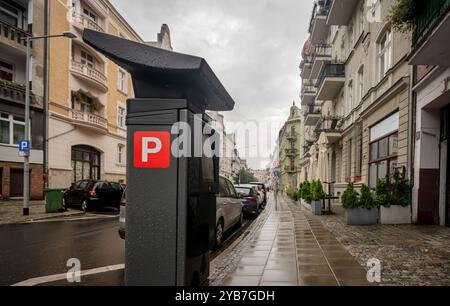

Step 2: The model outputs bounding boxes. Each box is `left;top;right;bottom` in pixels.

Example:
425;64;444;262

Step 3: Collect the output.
47;0;171;188
0;0;45;200
300;0;411;200
278;102;302;191
409;1;450;226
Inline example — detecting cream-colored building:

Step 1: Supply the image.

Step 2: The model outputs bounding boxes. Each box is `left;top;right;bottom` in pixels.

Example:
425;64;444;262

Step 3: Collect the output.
278;102;302;191
47;0;171;187
300;0;411;198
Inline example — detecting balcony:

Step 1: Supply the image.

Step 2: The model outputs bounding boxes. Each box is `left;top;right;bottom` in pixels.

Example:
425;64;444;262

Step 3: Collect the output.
70;109;108;133
410;0;450;66
309;0;332;44
301;83;317;106
327;0;360;26
300;56;313;79
314;116;343;144
0;79;35;105
72;13;105;33
285;148;299;157
70;60;108;92
311;44;332;79
0;20;32;52
316;63;345;101
304;105;322;126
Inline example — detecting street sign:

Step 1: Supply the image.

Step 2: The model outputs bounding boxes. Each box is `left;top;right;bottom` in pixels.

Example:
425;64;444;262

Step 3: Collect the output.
19;140;30;157
273;169;280;178
133;131;170;169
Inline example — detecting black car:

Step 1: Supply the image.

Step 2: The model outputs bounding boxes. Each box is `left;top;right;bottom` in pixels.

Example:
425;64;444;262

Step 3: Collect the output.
63;180;124;212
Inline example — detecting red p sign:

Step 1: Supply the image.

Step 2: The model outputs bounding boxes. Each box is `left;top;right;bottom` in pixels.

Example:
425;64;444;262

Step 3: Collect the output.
134;131;170;169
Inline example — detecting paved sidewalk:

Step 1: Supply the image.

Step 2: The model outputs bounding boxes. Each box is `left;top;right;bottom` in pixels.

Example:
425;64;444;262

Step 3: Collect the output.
0;200;85;225
220;195;370;286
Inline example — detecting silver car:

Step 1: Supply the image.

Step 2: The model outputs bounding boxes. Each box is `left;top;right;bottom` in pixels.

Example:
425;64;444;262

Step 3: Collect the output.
215;176;244;248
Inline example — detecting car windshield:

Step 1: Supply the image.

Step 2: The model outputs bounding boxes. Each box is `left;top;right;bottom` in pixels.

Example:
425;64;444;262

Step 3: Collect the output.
236;187;252;197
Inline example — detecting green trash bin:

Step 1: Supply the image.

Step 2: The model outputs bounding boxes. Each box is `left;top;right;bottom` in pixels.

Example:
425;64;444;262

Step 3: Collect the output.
44;189;66;213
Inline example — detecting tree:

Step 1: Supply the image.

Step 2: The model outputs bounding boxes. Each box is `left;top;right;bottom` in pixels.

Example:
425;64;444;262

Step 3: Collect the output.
233;169;257;184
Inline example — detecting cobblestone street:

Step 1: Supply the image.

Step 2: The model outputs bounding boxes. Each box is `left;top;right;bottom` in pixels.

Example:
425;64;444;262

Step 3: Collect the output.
211;194;450;286
316;204;450;286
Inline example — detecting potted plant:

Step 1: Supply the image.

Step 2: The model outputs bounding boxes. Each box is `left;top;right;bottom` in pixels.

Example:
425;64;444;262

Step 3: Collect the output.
342;183;379;225
310;180;325;216
299;180;312;210
376;172;411;224
389;0;422;33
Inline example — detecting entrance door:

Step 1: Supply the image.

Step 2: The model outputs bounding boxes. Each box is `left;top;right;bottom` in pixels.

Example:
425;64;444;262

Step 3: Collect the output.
10;169;24;198
446;138;450;226
442;106;450;226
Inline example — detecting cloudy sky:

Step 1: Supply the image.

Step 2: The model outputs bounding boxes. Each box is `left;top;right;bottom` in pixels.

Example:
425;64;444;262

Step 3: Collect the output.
110;0;312;169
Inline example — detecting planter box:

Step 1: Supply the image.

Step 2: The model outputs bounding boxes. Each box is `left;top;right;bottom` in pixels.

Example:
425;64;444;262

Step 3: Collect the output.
311;200;322;216
380;205;411;224
346;208;378;225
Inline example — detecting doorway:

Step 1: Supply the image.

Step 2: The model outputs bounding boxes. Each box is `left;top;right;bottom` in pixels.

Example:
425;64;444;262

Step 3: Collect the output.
10;169;24;198
442;106;450;226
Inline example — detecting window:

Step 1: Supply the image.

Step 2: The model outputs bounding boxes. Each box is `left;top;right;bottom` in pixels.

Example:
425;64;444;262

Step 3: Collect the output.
71;145;101;183
357;66;364;102
0;113;26;146
358;3;365;37
378;29;392;80
117;144;124;165
347;80;353;113
117;105;125;128
0;0;25;29
83;8;97;22
0;60;14;81
346;139;352;180
117;69;127;93
369;133;398;188
81;50;94;68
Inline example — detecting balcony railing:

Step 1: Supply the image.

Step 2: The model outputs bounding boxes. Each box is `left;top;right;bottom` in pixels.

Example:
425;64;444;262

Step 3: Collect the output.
0;20;32;49
70;109;108;131
284;165;297;173
413;0;450;45
308;0;332;33
0;80;34;104
303;105;321;116
314;116;343;133
286;132;297;141
72;13;105;32
316;62;345;89
71;60;107;88
285;148;299;157
312;44;332;59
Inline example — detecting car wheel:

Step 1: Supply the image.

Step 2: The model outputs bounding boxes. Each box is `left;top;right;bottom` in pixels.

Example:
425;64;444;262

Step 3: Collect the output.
237;210;244;228
81;200;89;212
215;220;224;249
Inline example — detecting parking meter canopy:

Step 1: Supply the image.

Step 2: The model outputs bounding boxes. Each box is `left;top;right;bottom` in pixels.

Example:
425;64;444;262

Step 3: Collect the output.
83;29;235;112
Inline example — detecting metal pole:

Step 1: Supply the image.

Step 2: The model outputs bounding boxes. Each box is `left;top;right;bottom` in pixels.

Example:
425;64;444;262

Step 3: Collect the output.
23;37;31;216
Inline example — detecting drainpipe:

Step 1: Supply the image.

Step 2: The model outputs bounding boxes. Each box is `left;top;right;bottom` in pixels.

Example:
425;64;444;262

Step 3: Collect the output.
407;65;415;221
43;0;50;188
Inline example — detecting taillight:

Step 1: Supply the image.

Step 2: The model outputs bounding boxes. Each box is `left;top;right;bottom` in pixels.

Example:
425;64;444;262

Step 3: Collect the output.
89;189;97;197
244;197;257;202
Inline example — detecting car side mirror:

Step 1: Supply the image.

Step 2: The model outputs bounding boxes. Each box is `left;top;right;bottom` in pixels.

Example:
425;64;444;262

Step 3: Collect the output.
69;184;75;190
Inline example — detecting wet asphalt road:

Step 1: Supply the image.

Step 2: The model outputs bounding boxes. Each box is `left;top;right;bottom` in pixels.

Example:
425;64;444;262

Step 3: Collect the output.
0;216;124;286
0;213;252;286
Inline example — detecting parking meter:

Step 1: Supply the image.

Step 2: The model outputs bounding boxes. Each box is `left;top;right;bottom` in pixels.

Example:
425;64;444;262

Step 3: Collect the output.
83;29;235;286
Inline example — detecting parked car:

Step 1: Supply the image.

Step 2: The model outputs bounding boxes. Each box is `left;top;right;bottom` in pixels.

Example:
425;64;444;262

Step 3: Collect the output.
235;185;261;218
118;187;126;239
63;180;124;212
215;176;244;248
250;182;267;204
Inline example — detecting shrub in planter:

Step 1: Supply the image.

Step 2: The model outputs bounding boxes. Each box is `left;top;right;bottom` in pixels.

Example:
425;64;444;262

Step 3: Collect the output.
389;0;423;33
342;183;378;225
376;172;412;224
310;180;325;216
286;187;298;201
300;181;312;204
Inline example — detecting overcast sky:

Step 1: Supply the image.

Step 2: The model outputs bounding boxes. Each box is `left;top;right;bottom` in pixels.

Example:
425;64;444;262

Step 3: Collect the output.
110;0;312;169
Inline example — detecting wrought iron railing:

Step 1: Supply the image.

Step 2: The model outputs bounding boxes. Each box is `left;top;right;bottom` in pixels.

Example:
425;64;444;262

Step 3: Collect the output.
314;116;343;133
316;62;345;90
308;0;332;33
0;20;32;48
413;0;450;45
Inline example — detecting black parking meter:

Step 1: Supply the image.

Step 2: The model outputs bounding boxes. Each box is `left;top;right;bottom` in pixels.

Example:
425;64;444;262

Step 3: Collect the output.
83;29;235;286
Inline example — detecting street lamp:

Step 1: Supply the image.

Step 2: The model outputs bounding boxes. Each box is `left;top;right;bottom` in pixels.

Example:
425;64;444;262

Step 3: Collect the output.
21;31;76;216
